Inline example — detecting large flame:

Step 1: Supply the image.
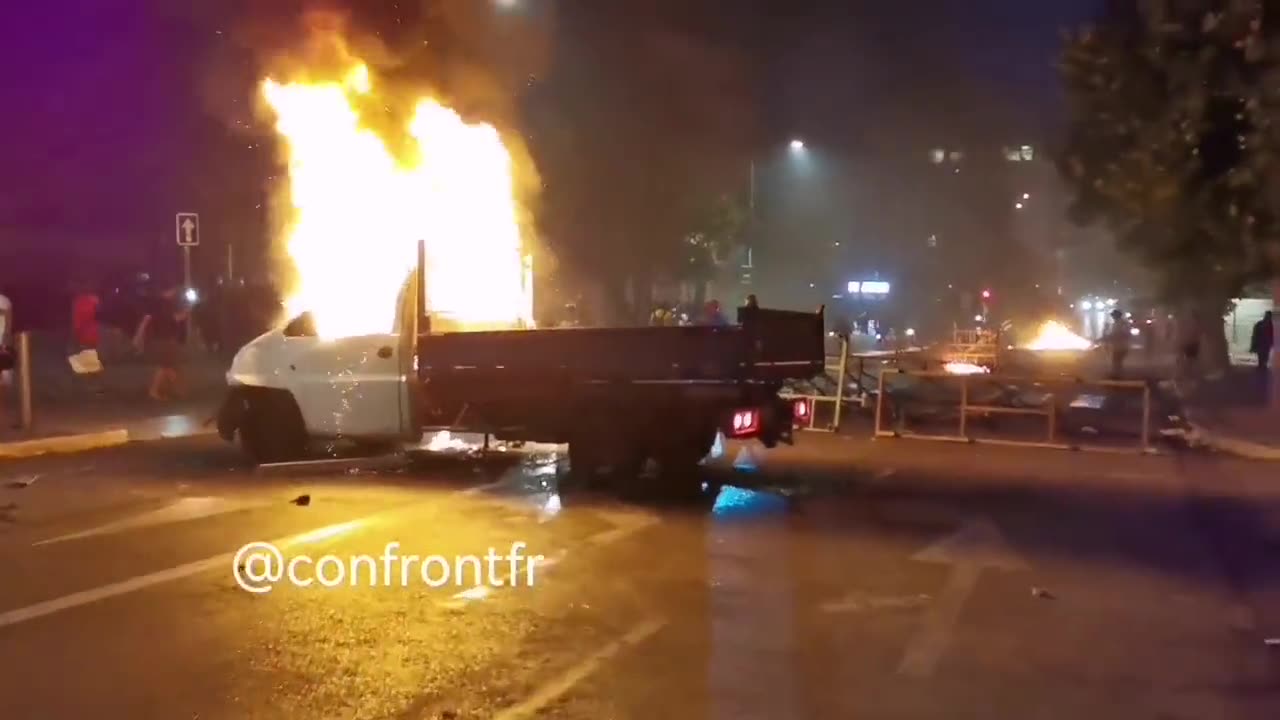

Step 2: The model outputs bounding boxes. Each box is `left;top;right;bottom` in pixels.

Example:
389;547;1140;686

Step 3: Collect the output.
1023;320;1094;351
262;63;533;339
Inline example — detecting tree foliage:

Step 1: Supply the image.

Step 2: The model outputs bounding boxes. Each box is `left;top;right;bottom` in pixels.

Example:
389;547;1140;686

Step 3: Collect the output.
682;192;749;281
1059;0;1280;310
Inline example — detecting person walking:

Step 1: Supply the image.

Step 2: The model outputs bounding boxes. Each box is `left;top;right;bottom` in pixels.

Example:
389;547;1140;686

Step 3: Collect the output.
1250;310;1274;372
1178;310;1202;385
1106;309;1132;377
702;299;729;326
133;285;189;401
70;282;105;396
0;284;13;423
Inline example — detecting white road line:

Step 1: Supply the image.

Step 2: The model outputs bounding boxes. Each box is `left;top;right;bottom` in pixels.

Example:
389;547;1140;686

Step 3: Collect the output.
440;551;566;610
584;510;661;547
896;564;980;678
0;555;230;629
0;478;517;629
33;497;265;547
490;617;667;720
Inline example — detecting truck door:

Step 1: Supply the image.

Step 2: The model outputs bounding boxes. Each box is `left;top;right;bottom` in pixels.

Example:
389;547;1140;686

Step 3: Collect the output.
285;331;409;441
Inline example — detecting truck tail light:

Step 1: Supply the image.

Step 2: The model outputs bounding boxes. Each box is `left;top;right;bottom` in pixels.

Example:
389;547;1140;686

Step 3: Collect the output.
793;399;810;422
730;409;759;437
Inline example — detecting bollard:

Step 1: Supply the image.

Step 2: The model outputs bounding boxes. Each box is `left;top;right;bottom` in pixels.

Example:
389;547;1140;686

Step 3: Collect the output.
17;331;32;430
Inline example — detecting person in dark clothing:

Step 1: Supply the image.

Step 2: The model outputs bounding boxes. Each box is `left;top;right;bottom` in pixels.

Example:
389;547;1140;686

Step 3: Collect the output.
744;294;759;309
1251;310;1274;372
133;286;189;400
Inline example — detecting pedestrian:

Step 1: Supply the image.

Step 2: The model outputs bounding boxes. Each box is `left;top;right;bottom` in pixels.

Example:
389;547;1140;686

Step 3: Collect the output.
1178;311;1201;384
0;283;13;421
650;305;666;327
1106;309;1132;377
133;285;189;401
744;294;759;309
70;282;105;396
702;299;729;326
1250;310;1274;372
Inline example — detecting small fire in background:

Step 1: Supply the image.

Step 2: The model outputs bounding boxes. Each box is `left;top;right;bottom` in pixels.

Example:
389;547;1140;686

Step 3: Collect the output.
1023;320;1094;351
424;431;476;452
943;362;991;375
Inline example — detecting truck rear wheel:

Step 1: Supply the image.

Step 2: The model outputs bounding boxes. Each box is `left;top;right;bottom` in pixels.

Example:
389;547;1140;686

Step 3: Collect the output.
240;390;309;465
642;426;719;504
566;437;643;491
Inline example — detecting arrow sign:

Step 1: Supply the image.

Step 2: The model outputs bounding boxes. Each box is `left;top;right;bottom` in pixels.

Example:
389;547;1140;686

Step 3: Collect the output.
175;212;200;246
897;517;1027;678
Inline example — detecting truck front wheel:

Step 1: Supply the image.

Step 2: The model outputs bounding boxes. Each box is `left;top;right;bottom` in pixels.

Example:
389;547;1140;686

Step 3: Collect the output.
239;390;309;465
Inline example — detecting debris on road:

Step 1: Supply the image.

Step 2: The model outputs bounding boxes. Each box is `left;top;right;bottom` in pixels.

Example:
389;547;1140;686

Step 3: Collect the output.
291;494;311;507
4;474;39;489
1031;586;1055;599
1264;638;1280;647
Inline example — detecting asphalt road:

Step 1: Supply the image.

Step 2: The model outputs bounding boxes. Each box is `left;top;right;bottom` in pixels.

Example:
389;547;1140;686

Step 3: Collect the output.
0;433;1277;719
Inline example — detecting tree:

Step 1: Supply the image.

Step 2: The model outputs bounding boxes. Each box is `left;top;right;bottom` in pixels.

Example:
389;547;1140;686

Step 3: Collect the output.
681;192;749;301
1059;0;1280;368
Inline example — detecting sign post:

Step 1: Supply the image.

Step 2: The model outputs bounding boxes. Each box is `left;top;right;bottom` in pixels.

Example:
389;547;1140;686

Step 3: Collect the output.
175;212;200;343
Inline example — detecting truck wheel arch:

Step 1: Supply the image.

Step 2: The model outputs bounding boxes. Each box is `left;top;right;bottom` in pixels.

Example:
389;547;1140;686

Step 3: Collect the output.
234;386;310;464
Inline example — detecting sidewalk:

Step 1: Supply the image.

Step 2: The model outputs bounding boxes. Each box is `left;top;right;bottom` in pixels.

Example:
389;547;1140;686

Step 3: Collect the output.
0;393;221;459
1179;367;1280;461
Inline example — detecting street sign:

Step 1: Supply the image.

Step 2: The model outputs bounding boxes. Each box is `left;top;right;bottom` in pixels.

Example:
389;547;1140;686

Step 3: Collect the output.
176;212;200;247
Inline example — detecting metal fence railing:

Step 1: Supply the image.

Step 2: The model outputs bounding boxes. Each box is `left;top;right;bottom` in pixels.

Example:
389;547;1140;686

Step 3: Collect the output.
780;337;927;433
872;367;1157;454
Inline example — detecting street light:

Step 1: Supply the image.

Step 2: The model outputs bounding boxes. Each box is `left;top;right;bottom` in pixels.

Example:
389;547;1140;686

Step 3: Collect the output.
789;139;805;151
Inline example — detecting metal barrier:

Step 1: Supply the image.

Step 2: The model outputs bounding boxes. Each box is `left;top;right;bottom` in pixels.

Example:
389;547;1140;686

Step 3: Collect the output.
873;368;1156;454
779;337;849;433
780;338;927;432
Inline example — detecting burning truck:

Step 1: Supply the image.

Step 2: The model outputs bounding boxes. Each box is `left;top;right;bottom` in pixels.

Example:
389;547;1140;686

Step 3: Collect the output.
217;61;823;500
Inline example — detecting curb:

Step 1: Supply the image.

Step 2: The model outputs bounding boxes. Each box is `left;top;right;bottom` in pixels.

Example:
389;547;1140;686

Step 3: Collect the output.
1193;426;1280;462
0;423;218;461
0;429;131;459
1163;379;1280;462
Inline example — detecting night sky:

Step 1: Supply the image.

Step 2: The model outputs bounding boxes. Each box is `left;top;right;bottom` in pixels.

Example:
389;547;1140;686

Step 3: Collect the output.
0;0;1100;297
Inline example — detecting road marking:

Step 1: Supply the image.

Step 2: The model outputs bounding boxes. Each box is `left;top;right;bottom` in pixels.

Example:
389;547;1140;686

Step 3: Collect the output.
0;478;516;629
822;591;931;614
0;555;231;629
33;497;264;547
490;617;667;720
898;516;1027;678
584;509;660;546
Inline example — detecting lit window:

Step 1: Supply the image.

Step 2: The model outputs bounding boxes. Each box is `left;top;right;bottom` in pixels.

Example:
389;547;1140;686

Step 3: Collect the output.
930;148;945;164
1021;145;1034;161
